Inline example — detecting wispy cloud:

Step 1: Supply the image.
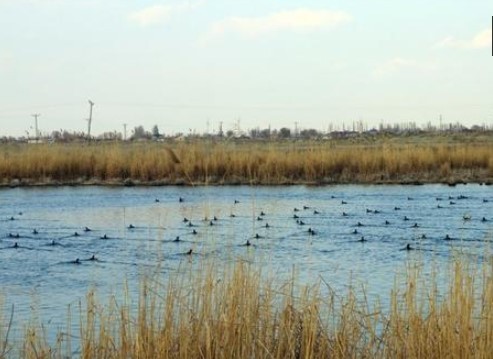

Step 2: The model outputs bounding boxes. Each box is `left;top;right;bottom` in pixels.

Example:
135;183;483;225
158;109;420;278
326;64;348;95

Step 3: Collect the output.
129;1;202;27
205;8;351;40
373;57;436;77
436;28;491;49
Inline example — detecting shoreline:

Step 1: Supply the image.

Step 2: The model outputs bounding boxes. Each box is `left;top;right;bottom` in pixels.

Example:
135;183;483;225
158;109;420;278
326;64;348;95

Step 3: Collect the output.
2;175;492;188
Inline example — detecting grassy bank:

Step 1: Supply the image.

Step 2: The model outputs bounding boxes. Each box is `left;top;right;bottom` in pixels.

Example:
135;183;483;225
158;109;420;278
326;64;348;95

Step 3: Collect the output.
3;259;493;358
1;135;493;186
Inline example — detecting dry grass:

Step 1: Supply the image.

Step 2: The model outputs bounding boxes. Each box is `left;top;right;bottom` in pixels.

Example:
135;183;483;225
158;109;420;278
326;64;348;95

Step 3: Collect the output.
0;137;493;185
3;258;493;358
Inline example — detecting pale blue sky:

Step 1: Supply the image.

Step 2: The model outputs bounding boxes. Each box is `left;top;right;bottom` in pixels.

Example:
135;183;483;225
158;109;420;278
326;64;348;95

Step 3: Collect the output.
0;0;492;137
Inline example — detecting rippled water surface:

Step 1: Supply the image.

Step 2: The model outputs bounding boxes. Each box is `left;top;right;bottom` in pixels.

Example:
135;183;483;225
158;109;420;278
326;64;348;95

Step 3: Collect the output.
1;184;492;345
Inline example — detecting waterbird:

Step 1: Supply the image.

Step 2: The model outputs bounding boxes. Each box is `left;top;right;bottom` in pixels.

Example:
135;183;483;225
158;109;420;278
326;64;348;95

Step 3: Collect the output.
358;236;367;242
313;210;320;215
128;224;135;229
100;234;108;239
265;223;270;228
32;229;38;235
482;217;488;222
463;215;471;221
437;205;443;209
293;214;299;219
183;217;189;223
394;207;401;211
84;227;91;232
186;249;193;255
155;198;160;203
483;199;489;203
421;234;427;239
298;220;305;226
209;220;214;226
403;216;409;221
255;233;261;239
385;220;390;225
294;207;300;212
308;228;316;235
13;242;18;248
342;212;348;217
74;232;79;237
230;214;236;218
9;216;14;221
192;229;197;235
73;258;81;264
234;200;240;204
352;229;358;234
245;240;251;247
18;212;23;215
213;216;218;221
179;197;184;203
341;201;347;205
89;254;96;261
260;211;266;216
444;234;452;240
188;221;193;227
412;223;419;228
50;240;56;246
357;222;363;227
450;201;456;205
257;216;263;221
303;206;310;210
404;244;413;251
173;236;180;242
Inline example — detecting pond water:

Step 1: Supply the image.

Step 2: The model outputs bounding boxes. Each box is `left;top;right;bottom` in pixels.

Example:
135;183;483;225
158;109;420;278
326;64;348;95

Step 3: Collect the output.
0;184;492;346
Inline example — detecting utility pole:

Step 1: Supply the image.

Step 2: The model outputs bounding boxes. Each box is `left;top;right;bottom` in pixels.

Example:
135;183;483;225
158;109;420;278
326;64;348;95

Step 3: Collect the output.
123;123;127;141
31;113;41;140
87;100;94;139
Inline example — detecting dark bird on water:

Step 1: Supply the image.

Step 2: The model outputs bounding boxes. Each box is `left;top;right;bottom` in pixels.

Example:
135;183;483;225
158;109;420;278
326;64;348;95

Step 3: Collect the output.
179;197;184;203
84;227;91;232
173;236;180;242
128;224;135;229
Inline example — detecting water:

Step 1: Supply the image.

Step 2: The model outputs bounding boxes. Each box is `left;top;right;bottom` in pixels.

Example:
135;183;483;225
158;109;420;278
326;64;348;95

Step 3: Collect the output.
0;184;492;346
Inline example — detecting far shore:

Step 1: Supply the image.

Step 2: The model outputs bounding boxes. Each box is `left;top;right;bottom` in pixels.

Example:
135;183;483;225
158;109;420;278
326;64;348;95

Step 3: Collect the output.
1;134;492;187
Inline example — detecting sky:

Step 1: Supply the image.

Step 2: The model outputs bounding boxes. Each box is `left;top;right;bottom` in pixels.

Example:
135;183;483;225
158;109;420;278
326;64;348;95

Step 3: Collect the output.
0;0;492;137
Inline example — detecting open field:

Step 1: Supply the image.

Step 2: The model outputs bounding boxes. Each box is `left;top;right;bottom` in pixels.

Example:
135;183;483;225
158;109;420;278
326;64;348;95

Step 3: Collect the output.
1;133;493;186
2;259;493;358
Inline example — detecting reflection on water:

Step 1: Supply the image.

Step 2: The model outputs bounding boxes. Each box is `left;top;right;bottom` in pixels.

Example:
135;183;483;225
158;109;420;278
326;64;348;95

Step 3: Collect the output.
0;184;492;342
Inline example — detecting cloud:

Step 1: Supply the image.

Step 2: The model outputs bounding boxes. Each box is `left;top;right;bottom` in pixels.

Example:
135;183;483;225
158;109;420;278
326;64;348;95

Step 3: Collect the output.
129;1;202;26
205;8;352;39
373;57;436;77
436;28;491;49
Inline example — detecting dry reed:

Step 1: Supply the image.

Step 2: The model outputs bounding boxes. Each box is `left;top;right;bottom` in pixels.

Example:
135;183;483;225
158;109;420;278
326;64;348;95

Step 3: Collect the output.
1;138;492;185
2;258;493;358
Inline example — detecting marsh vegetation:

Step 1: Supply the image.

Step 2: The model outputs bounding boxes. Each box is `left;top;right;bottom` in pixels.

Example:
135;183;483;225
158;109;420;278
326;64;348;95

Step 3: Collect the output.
1;133;493;186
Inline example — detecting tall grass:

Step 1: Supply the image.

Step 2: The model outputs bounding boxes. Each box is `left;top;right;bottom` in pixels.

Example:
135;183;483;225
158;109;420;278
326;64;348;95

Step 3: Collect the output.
0;139;492;185
4;258;493;358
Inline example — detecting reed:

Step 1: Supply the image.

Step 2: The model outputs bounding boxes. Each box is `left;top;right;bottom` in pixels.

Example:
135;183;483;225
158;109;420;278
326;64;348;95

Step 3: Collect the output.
1;137;493;185
3;258;493;358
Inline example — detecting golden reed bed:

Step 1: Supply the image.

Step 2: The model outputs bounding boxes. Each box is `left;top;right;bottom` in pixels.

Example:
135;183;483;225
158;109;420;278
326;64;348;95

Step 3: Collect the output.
1;135;493;186
2;259;493;358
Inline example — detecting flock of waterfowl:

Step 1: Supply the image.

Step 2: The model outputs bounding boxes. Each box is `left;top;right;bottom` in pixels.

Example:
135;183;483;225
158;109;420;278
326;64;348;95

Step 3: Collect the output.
1;188;492;269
